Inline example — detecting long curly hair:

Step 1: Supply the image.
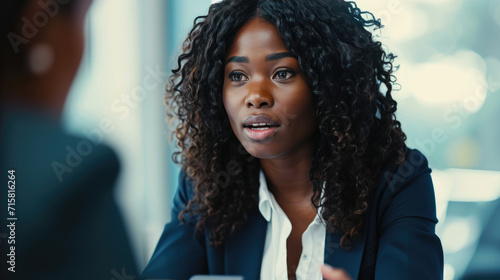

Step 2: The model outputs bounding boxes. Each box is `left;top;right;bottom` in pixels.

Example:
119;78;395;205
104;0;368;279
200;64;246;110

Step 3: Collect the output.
167;0;407;249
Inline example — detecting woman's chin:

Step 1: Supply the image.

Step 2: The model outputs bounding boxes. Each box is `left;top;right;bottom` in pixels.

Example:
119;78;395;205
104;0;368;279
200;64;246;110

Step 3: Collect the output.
242;145;282;160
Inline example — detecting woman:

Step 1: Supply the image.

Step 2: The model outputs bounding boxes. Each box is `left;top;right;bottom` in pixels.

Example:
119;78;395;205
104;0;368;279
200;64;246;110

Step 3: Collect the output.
1;0;137;279
142;0;443;279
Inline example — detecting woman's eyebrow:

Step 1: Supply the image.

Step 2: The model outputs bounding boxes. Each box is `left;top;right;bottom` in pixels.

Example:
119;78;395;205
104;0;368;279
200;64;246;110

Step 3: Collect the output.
225;56;249;66
225;52;297;66
265;52;297;61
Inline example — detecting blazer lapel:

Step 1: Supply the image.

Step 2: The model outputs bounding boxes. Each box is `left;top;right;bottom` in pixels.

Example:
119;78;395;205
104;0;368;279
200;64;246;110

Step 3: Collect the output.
225;208;268;279
223;207;368;279
324;225;368;280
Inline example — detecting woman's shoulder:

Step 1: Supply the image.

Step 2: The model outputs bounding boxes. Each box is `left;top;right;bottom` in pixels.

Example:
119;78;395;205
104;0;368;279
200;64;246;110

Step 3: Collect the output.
173;169;198;206
372;148;437;224
378;148;431;193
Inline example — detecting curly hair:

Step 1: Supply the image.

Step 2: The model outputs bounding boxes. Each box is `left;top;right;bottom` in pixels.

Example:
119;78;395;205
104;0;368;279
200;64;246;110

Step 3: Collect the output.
167;0;407;249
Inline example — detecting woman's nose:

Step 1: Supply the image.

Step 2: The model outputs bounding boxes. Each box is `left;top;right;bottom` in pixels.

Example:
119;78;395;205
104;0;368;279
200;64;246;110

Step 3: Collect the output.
245;80;274;108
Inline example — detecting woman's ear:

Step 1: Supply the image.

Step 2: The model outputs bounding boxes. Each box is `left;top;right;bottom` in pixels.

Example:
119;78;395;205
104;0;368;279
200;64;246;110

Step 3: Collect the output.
27;42;54;76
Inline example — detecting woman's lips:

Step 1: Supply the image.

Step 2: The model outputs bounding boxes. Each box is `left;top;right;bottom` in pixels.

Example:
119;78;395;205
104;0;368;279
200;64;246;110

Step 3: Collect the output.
243;126;280;141
242;115;281;141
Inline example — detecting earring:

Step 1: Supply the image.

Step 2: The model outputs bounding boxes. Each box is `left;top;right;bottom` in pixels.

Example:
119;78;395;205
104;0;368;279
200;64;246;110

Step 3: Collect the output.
27;43;54;75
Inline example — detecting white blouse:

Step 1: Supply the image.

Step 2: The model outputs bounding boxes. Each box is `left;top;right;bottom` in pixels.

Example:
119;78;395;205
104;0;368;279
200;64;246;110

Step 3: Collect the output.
258;170;326;280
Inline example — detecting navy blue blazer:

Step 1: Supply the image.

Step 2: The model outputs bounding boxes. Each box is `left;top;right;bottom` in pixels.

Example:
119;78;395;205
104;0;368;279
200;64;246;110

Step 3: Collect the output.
1;108;138;280
142;149;443;279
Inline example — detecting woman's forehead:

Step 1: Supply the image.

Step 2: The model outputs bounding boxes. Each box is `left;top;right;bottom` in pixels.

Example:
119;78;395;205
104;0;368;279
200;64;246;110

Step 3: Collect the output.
226;17;289;58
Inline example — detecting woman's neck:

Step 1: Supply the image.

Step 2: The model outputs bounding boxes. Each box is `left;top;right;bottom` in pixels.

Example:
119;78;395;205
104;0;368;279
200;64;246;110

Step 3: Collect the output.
259;144;315;206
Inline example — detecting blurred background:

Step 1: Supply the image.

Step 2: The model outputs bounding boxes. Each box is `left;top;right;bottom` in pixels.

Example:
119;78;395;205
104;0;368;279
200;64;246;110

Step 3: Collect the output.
62;0;500;278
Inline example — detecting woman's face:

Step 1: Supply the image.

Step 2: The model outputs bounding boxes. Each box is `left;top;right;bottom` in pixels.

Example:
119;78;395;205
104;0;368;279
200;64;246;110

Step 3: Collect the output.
222;17;316;159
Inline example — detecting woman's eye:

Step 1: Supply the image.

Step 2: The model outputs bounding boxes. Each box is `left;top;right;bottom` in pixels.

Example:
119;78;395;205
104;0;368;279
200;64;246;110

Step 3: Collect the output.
229;71;247;82
273;70;295;80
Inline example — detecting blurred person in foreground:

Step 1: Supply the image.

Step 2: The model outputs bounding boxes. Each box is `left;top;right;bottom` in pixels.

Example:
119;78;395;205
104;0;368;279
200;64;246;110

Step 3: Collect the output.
142;0;443;279
0;0;138;279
